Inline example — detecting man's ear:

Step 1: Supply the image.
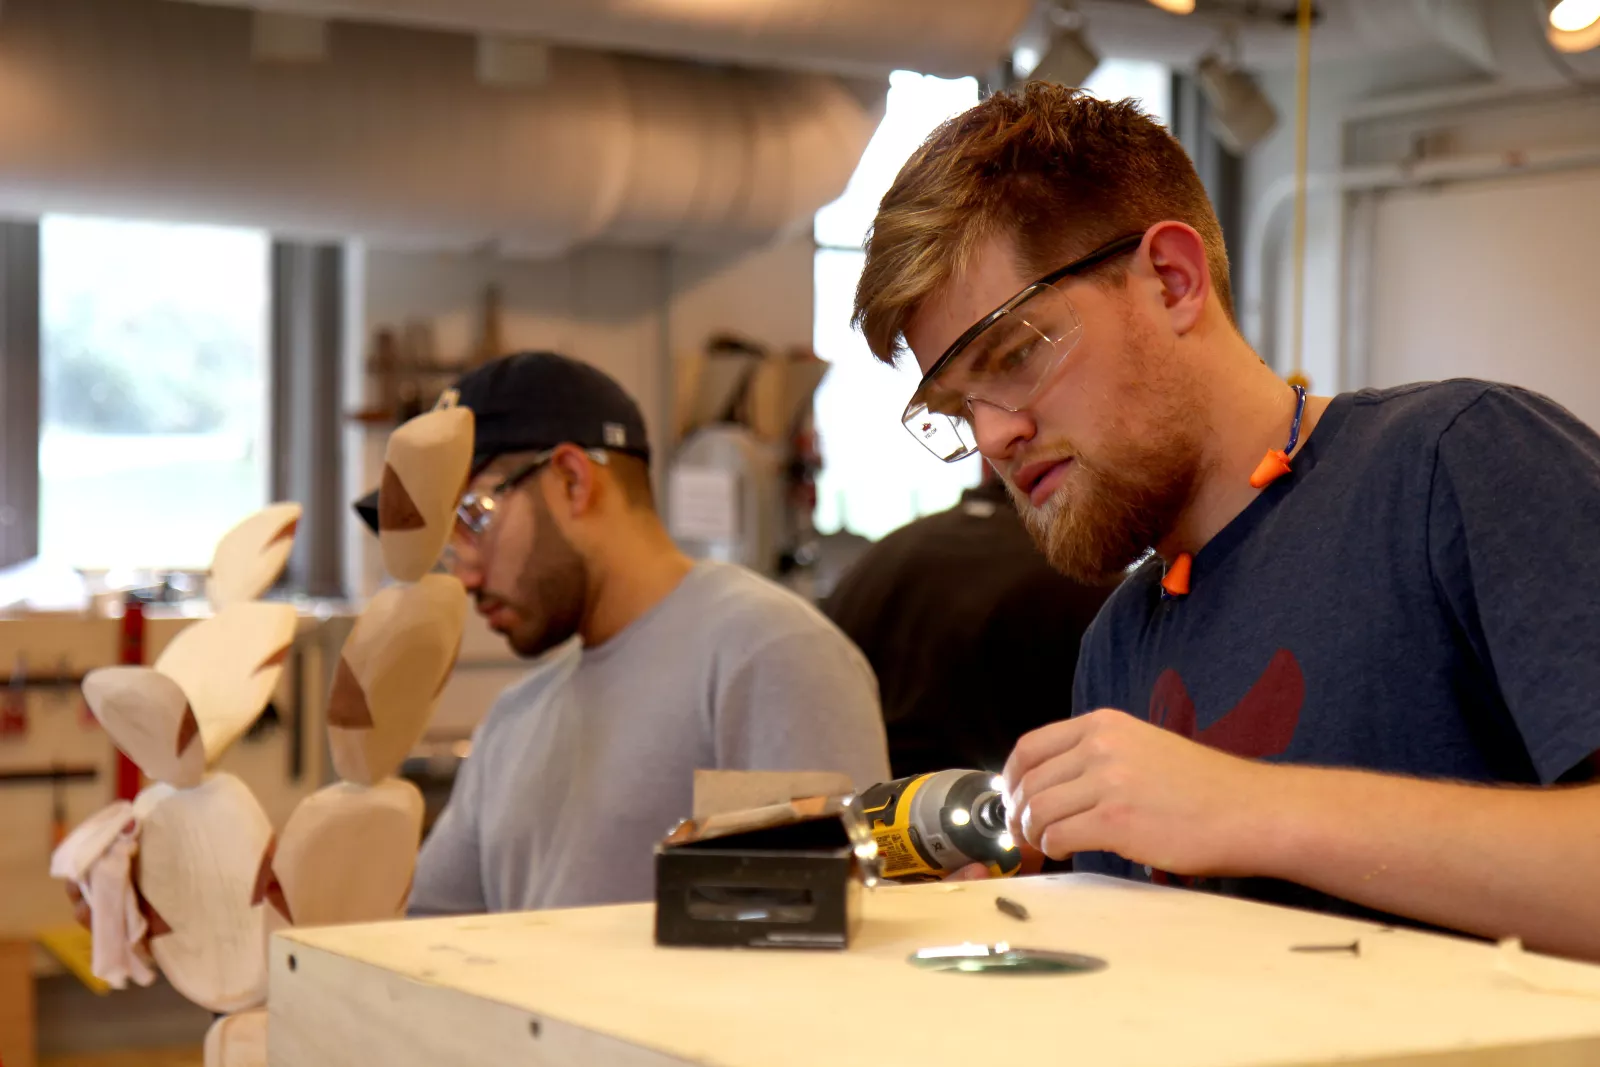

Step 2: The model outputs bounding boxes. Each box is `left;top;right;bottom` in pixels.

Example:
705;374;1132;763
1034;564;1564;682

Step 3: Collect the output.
1143;222;1211;335
545;445;600;519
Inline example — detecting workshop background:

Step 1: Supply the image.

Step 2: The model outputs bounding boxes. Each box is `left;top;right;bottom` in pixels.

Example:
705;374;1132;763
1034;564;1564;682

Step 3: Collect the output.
3;0;1599;1064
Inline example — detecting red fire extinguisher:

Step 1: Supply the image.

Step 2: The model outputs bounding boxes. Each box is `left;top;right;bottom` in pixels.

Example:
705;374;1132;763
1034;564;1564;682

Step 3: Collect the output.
113;595;145;802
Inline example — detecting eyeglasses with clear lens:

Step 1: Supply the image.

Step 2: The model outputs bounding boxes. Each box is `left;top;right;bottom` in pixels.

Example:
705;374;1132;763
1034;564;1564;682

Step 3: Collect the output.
898;229;1144;464
452;447;611;539
901;285;1084;462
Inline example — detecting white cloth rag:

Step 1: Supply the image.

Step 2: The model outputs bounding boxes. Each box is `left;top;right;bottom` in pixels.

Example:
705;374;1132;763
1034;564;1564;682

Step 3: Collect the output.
49;800;159;990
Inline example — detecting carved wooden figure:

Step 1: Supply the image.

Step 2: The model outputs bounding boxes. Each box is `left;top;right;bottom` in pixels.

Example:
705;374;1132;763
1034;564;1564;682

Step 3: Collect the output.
378;403;474;582
204;1008;268;1067
268;779;425;928
136;774;273;1013
81;667;203;788
153;602;297;766
328;575;466;785
208;503;301;610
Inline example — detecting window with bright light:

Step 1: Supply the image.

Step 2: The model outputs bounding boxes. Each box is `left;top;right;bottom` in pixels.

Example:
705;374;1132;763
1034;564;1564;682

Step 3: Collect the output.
811;62;1171;542
39;216;271;572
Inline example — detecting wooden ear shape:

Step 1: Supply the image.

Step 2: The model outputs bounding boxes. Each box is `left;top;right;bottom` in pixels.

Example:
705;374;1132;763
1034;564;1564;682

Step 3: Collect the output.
328;575;466;785
378;405;474;582
204;1008;268;1067
154;603;298;766
81;667;204;788
208;503;302;610
137;774;273;1014
274;779;424;927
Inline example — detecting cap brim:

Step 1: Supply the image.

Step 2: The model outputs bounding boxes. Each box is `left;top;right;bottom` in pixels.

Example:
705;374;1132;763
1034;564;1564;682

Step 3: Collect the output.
353;488;381;535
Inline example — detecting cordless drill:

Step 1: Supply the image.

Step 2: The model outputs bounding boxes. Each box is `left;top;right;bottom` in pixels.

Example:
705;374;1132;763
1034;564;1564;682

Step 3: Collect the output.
856;769;1022;881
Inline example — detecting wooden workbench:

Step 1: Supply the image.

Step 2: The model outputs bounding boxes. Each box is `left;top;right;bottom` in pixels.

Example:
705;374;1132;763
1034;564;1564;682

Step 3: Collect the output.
268;873;1600;1067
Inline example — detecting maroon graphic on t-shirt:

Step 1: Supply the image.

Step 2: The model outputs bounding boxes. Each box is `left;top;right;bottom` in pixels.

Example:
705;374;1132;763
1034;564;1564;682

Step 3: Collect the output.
1148;648;1304;757
1142;649;1304;887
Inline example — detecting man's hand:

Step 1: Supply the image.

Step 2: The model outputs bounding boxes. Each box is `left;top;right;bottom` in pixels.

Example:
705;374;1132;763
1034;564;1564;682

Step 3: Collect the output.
1002;708;1276;875
942;842;1048;883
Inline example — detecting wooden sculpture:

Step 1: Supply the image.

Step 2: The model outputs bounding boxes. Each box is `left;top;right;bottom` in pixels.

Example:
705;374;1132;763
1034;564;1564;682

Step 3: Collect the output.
57;395;468;1056
378;402;474;582
137;773;273;1013
327;574;466;785
81;667;204;788
270;779;425;928
204;1007;268;1067
153;602;297;766
208;503;302;610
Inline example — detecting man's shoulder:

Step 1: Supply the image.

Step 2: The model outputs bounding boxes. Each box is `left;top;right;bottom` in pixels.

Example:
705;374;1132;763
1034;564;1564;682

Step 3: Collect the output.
685;563;846;637
1342;379;1502;442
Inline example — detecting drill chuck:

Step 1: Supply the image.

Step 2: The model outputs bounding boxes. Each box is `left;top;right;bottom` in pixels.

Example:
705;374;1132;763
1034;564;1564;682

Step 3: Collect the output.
856;769;1022;881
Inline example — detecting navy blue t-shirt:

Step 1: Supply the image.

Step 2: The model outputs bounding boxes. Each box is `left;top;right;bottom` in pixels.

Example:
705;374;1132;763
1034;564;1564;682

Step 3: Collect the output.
1072;380;1600;921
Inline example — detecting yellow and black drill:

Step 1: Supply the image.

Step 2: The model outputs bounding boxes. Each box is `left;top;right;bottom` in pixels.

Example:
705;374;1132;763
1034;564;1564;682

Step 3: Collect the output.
857;769;1022;881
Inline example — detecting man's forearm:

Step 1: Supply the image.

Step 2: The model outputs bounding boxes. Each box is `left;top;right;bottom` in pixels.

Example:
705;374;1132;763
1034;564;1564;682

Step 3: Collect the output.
1244;765;1600;960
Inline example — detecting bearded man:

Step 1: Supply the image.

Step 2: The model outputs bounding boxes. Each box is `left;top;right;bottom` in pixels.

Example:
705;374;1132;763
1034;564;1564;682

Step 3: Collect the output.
358;351;889;914
853;82;1600;961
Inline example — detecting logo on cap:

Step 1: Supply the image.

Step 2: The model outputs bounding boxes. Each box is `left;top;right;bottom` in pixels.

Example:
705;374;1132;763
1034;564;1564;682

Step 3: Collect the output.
603;422;627;448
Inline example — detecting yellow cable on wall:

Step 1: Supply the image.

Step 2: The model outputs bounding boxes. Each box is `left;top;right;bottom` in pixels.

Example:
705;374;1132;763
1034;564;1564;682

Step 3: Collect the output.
1287;0;1314;392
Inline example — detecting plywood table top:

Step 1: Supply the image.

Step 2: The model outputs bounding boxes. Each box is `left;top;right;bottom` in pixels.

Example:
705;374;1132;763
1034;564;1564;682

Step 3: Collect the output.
268;873;1600;1067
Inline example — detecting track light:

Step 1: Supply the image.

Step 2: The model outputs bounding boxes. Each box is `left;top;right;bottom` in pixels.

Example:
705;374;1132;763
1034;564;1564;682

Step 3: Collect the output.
1030;26;1101;88
1548;0;1600;52
1197;54;1278;153
1146;0;1196;11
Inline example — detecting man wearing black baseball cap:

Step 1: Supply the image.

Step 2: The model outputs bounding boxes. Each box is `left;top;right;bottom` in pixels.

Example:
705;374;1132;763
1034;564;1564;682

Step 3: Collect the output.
357;352;889;914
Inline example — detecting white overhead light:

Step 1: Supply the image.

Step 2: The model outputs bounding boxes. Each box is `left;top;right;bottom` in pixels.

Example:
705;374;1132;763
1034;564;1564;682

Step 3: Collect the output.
1029;27;1101;89
1146;0;1196;12
1548;0;1600;52
1197;54;1278;153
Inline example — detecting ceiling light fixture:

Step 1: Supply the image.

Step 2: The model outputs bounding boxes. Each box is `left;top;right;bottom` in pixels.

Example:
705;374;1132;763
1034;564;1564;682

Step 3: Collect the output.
1030;26;1101;88
1146;0;1196;12
1197;54;1278;153
1548;0;1600;51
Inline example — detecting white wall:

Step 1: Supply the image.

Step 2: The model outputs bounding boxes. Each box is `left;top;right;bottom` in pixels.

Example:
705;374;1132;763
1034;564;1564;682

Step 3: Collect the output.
1238;0;1599;396
1364;166;1600;430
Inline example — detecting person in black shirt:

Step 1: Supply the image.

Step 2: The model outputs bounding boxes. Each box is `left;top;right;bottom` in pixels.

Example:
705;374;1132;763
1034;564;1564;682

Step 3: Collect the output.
823;470;1116;777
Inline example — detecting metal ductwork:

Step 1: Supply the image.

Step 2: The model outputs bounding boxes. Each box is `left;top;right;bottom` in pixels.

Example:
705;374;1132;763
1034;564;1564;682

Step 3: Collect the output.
0;0;886;252
167;0;1034;79
1346;0;1497;73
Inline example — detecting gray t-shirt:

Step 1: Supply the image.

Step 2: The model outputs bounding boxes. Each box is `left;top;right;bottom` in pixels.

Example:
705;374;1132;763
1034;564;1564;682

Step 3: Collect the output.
409;561;890;915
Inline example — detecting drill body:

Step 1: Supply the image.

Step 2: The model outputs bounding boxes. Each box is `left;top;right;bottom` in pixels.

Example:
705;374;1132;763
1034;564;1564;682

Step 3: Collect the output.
856;769;1020;881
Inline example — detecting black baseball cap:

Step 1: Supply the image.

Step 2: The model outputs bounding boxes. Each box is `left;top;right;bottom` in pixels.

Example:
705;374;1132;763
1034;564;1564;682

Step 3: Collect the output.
352;350;651;534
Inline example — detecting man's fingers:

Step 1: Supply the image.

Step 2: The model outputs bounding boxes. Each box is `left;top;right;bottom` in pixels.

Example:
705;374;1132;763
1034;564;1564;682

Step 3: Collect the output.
1002;716;1091;795
944;862;993;882
1018;777;1099;855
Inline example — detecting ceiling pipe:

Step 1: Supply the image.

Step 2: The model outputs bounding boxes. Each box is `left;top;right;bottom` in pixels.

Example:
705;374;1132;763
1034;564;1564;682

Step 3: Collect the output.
0;0;884;254
166;0;1033;79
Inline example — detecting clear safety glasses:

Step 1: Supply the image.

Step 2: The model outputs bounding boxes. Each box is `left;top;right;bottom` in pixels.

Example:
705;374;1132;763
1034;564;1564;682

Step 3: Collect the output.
901;232;1145;462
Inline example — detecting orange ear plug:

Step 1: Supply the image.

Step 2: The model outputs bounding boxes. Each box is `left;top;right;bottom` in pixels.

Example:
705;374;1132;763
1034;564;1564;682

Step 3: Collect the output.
1160;553;1192;598
1250;449;1292;489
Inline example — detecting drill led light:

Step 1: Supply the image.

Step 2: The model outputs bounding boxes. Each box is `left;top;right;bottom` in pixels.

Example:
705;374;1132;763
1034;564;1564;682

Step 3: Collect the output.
990;775;1006;793
998;832;1016;851
950;808;971;827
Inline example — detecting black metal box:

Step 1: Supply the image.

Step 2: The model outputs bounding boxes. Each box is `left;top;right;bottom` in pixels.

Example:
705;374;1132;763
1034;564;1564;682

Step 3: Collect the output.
654;796;873;950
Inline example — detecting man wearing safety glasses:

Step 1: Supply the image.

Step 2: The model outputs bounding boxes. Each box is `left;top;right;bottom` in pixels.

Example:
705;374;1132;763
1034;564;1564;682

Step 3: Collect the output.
855;83;1600;960
355;351;889;914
